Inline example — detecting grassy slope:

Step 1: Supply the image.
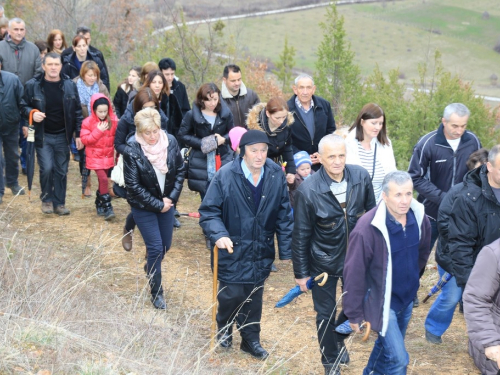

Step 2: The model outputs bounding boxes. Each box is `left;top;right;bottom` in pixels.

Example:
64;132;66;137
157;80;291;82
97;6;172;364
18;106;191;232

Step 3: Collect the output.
209;0;500;96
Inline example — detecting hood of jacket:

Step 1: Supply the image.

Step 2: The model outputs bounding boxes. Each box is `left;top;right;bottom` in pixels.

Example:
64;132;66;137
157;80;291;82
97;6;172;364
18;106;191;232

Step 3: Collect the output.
221;80;248;99
89;93;118;123
246;102;294;134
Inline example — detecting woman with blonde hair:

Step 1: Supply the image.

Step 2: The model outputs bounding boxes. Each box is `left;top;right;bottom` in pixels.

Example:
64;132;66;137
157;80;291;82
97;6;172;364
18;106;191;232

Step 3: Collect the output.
46;29;67;54
123;107;185;309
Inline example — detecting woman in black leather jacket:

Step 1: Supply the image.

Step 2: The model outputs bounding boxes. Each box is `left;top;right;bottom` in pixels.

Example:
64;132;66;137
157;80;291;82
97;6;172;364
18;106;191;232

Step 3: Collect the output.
123;107;185;309
178;83;234;199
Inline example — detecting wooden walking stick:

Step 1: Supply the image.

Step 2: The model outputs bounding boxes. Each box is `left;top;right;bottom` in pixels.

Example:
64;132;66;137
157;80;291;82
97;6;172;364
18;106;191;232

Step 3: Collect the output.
210;243;233;351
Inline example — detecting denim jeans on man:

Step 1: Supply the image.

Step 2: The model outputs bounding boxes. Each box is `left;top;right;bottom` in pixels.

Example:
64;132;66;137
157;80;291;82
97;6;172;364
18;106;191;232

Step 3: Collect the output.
363;302;413;375
424;264;462;337
0;126;21;196
131;207;174;298
36;132;70;207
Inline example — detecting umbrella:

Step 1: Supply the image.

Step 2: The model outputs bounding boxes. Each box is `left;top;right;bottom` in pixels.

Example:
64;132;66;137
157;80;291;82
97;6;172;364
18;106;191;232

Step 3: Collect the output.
178;212;201;218
210;243;234;351
26;109;40;199
422;272;453;303
275;272;329;308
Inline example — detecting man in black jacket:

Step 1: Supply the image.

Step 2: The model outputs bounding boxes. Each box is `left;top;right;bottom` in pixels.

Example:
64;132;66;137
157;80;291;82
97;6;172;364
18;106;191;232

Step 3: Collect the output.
0;56;27;203
23;52;83;215
221;64;260;128
449;145;500;289
199;130;293;360
288;74;336;171
159;57;191;117
292;134;376;375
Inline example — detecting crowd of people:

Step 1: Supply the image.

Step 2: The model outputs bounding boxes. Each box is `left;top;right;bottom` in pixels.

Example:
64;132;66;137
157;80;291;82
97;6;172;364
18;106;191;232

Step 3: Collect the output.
1;9;500;375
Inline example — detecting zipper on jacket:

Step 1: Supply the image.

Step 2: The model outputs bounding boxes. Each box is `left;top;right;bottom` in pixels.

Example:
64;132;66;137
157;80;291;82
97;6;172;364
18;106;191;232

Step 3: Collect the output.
451;151;456;187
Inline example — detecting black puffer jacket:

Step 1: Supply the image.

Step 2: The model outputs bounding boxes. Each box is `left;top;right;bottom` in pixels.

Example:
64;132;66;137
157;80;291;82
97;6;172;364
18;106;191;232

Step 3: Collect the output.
123;133;185;212
435;182;464;274
246;103;296;174
61;51;110;91
449;165;500;288
23;73;83;148
159;94;183;146
178;102;234;194
199;157;293;284
114;101;169;155
292;165;376;279
171;79;191;116
113;84;130;118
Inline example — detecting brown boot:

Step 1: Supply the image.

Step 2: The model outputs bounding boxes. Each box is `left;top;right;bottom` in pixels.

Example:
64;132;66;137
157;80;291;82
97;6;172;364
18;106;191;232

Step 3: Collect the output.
122;226;133;251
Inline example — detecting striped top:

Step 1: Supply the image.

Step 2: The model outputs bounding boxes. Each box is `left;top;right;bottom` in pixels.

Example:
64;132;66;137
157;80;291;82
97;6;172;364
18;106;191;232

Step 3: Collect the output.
357;143;385;201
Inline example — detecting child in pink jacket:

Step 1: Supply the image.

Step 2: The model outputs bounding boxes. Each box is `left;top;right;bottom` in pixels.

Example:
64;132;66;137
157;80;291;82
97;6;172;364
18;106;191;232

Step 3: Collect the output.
80;93;118;220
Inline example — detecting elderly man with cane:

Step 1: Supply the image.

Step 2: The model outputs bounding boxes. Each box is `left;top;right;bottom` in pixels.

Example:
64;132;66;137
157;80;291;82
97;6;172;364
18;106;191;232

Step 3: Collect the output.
199;130;293;359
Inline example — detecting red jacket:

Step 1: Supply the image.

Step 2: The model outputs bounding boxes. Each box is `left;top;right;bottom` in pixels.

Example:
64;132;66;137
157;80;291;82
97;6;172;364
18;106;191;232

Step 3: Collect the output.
81;93;118;170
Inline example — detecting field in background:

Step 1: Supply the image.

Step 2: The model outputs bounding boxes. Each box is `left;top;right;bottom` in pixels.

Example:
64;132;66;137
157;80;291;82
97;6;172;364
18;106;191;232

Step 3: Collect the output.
193;0;500;97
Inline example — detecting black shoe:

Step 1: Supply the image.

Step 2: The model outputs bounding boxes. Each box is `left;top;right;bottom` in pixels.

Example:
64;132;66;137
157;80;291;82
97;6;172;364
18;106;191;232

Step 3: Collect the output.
217;331;232;348
151;294;166;310
95;191;105;216
240;339;269;360
9;184;25;195
425;330;442;344
413;294;420;308
173;217;181;228
21;167;27;175
271;263;278;272
174;209;180;218
100;193;115;221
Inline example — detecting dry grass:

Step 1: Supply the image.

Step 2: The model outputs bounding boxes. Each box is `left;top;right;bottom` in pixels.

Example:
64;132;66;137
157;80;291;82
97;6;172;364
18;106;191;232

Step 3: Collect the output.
0;161;481;374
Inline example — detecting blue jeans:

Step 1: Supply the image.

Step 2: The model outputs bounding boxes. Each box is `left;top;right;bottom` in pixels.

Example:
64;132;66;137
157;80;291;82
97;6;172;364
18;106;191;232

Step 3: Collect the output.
131;207;174;297
0;126;21;195
424;265;462;337
36;132;70;206
363;302;413;375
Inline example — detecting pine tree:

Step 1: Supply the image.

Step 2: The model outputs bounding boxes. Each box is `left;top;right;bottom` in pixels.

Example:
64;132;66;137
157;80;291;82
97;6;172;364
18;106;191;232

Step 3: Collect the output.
314;2;361;125
274;36;296;93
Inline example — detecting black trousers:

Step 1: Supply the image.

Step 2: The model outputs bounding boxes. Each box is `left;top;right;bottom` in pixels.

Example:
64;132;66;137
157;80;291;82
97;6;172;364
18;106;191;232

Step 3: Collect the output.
311;275;342;366
217;281;264;342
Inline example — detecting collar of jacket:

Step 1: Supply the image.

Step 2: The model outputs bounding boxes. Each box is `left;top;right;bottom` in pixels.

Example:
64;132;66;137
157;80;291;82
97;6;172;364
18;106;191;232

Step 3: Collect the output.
435;123;472;147
316;165;359;194
6;37;25;50
465;164;500;204
230;155;281;176
34;72;69;89
221;80;248;99
288;94;319;111
246;102;294;133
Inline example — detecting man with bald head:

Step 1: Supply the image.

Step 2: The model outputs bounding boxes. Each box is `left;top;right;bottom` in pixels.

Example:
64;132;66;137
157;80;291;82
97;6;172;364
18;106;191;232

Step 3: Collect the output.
288;74;336;171
292;134;375;374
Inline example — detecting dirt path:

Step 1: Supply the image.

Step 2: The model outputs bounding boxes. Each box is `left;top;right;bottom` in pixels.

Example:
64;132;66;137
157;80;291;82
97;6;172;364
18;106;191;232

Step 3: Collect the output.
2;161;479;374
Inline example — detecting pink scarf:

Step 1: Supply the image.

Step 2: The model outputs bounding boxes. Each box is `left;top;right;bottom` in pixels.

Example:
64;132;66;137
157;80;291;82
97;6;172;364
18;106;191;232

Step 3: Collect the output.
135;130;169;174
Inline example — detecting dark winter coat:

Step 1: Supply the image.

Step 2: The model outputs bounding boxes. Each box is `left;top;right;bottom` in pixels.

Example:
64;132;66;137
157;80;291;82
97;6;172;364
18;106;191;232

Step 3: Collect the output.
449;165;500;288
463;239;500;375
171;78;191;116
408;124;481;220
221;81;260;128
123;133;185;212
246;102;296;174
288;170;314;208
61;51;110;92
23;73;83;148
199;157;293;284
343;200;431;335
113;84;130;118
0;70;27;133
287;94;336;160
159;93;183;146
114;101;169;155
178;102;234;194
435;182;464;274
61;45;108;87
292;165;376;279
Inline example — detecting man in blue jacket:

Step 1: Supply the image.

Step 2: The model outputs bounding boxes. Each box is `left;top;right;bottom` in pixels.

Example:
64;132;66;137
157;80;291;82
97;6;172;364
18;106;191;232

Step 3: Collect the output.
0;55;27;203
344;171;431;375
199;130;293;360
